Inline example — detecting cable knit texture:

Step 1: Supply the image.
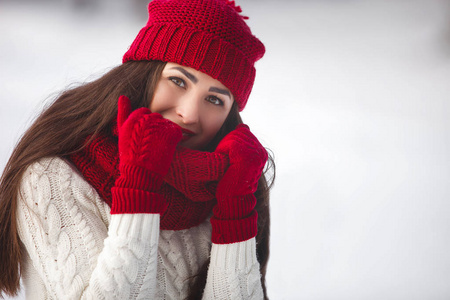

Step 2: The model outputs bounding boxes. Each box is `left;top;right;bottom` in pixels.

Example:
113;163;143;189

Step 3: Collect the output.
212;124;268;244
68;121;228;230
16;157;263;299
111;96;182;215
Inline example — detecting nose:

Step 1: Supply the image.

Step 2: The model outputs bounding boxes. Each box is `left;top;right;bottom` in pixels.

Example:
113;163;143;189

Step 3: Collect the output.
176;95;200;125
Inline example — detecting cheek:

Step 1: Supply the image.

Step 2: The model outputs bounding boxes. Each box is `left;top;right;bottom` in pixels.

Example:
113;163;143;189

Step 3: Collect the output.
203;113;228;138
150;82;174;113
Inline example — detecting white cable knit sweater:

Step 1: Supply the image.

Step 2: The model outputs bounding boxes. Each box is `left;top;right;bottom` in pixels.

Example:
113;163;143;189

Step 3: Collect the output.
16;157;264;299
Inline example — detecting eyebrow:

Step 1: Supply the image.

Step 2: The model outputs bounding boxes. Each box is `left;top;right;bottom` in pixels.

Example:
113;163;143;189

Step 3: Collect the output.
170;67;198;84
170;66;231;98
209;87;231;98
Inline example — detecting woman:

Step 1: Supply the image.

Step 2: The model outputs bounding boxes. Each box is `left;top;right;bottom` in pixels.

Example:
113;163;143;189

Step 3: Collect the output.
0;0;274;299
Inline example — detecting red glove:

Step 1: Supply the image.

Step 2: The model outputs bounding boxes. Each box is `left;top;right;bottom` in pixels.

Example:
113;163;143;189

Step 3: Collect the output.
111;95;182;214
211;124;268;244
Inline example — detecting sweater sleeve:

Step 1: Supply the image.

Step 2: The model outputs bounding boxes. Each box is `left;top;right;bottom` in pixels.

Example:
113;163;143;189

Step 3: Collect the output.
16;157;160;299
202;238;264;300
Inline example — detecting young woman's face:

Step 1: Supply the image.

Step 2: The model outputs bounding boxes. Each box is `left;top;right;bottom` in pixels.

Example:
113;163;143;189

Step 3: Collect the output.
150;62;234;150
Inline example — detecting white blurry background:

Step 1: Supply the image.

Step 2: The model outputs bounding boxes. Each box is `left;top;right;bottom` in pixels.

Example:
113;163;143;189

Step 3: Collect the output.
1;0;450;299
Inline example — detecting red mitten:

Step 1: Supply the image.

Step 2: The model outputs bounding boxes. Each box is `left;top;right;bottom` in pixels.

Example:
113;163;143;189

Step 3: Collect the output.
111;95;182;214
211;124;268;244
165;147;229;202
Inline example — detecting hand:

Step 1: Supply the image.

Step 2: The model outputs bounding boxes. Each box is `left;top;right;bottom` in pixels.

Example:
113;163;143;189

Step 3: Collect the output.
215;124;268;197
165;146;230;202
111;95;182;214
117;95;182;179
211;124;268;244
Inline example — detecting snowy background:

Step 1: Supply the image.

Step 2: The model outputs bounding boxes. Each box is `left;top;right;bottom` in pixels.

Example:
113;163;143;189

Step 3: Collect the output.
2;0;450;299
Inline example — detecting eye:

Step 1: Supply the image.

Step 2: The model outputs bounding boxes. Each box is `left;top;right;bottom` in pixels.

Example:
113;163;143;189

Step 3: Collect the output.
169;76;186;88
206;95;224;106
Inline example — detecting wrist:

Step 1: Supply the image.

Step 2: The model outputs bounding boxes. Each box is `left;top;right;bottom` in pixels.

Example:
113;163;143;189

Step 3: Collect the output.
210;210;258;244
214;193;256;219
115;164;164;191
210;238;258;269
109;214;160;243
111;187;168;214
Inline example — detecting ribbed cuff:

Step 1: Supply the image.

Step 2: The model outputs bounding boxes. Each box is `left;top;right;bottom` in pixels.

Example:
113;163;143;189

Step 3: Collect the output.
213;193;256;220
111;187;167;214
115;164;163;191
210;238;257;270
210;211;258;244
109;214;160;243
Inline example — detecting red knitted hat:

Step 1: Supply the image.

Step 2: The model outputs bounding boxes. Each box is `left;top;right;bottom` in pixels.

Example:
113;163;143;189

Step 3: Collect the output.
123;0;265;111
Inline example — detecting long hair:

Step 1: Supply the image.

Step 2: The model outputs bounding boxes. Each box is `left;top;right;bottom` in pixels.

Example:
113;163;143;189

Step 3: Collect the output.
0;60;274;299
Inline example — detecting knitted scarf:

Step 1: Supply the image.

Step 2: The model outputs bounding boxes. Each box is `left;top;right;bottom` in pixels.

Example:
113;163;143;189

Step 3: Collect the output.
68;128;229;230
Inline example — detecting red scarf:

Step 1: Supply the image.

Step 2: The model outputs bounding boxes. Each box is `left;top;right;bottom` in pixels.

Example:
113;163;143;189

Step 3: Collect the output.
68;127;229;230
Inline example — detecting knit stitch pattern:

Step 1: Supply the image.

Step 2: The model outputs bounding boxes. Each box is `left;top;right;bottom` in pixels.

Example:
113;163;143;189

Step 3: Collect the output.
123;0;265;110
69;127;226;230
17;157;263;299
203;238;263;299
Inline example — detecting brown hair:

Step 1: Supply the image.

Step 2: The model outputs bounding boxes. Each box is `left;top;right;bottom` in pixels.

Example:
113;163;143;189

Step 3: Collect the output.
0;60;275;299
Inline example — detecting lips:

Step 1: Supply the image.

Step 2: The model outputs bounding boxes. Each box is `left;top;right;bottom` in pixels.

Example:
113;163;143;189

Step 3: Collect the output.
181;127;195;142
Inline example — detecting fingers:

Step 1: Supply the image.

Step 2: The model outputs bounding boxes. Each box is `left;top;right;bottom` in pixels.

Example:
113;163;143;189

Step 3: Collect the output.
117;95;132;129
217;123;267;169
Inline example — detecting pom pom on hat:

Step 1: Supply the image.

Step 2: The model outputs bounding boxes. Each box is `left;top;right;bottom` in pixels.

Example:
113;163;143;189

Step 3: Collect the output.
123;0;265;111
